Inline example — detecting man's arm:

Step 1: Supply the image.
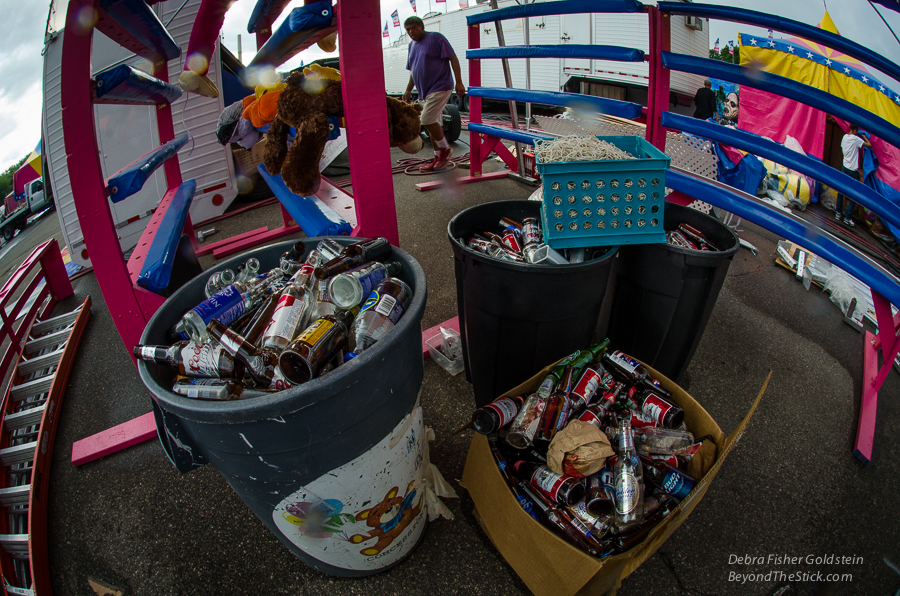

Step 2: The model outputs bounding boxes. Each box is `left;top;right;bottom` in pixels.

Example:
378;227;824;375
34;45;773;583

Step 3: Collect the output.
403;75;415;102
449;54;466;97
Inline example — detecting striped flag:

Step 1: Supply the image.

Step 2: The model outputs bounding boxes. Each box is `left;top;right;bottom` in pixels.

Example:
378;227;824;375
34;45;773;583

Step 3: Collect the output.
410;0;416;13
383;21;389;37
392;9;400;27
728;40;734;55
767;29;774;39
713;38;719;52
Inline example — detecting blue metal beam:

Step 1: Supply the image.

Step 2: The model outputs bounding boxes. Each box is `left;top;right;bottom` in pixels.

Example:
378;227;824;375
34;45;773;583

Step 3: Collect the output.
661;112;900;231
660;52;900;152
667;169;900;308
467;122;553;146
469;87;644;119
657;2;900;85
468;45;644;62
467;0;644;26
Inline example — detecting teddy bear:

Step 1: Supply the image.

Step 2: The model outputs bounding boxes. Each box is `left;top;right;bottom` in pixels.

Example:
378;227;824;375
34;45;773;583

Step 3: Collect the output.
263;64;424;197
348;483;423;557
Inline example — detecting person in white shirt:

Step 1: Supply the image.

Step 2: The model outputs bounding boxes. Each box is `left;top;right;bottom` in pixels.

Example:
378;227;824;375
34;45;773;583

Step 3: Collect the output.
835;123;872;227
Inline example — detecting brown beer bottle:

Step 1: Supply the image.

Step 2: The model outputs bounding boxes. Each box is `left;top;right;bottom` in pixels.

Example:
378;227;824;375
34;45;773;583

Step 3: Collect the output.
278;310;355;384
314;238;392;279
519;484;602;555
134;341;239;379
206;319;284;389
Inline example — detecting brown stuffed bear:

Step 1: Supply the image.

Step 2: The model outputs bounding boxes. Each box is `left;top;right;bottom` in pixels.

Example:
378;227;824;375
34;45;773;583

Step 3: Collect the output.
264;64;424;197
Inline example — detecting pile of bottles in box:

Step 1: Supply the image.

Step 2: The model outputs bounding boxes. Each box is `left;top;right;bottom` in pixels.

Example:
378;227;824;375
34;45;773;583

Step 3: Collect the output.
134;237;413;400
666;222;722;251
463;216;610;265
471;340;711;557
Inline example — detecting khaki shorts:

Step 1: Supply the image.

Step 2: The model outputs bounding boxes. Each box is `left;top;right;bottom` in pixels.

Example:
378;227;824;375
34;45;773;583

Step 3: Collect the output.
420;90;452;126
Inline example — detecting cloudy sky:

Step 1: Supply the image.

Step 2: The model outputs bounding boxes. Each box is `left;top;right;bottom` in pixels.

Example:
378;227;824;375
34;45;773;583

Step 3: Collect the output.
2;0;900;174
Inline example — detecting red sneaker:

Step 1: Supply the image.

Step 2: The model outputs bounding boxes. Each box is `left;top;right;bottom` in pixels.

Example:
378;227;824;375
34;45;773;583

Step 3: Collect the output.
419;156;440;172
433;146;453;169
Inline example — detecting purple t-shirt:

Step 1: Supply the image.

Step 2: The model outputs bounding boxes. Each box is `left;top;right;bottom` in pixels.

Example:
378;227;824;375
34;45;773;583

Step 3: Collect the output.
406;31;455;99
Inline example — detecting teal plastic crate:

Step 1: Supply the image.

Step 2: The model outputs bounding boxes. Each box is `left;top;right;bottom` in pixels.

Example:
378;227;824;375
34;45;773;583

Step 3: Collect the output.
536;135;670;249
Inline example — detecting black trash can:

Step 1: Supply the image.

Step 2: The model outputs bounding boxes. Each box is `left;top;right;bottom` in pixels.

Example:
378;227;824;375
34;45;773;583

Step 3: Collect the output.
448;200;618;408
606;203;739;384
137;237;429;577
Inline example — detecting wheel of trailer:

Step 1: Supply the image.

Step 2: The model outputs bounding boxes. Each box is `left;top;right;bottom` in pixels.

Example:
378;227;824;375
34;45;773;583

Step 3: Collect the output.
2;226;13;242
442;103;461;144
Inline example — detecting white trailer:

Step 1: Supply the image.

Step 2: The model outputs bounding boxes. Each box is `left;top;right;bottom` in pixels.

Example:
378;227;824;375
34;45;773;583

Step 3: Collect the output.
42;0;240;269
382;0;708;104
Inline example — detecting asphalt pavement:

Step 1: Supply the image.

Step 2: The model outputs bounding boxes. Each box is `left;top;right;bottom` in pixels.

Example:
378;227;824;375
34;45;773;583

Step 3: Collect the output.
3;132;898;596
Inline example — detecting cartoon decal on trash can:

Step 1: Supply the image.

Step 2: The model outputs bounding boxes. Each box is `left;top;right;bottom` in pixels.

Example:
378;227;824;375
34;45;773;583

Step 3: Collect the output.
272;407;428;571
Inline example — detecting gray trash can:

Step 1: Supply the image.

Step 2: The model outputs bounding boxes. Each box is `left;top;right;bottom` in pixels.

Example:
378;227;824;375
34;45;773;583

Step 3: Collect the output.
137;237;429;577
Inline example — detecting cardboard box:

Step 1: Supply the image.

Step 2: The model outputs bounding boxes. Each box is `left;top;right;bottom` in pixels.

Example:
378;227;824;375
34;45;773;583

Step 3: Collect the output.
232;139;267;180
462;361;767;596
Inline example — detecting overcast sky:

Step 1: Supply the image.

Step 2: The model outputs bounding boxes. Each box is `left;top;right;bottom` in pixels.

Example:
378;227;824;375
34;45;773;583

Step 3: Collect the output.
2;0;900;173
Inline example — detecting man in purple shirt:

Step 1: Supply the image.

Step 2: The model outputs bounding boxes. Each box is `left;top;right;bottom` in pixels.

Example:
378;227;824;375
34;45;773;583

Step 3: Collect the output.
402;16;466;171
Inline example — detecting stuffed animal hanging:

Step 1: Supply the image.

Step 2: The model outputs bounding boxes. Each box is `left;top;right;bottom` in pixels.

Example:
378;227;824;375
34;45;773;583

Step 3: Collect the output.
263;64;425;197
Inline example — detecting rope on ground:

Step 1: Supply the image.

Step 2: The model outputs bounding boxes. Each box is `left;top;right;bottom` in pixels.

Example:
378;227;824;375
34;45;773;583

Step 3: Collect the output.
395;153;471;176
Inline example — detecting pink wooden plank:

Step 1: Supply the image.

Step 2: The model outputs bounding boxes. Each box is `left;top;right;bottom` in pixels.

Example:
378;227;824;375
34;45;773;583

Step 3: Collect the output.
211;225;301;259
71;412;158;466
422;316;460;357
415;171;510;192
337;0;399;245
195;227;270;257
855;331;880;465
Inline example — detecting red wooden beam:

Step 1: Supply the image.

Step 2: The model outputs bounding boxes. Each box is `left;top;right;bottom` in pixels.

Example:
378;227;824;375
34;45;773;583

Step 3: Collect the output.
71;412;158;467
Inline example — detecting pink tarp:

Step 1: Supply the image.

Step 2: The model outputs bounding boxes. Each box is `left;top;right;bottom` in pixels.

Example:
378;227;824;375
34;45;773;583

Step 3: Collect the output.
739;86;826;160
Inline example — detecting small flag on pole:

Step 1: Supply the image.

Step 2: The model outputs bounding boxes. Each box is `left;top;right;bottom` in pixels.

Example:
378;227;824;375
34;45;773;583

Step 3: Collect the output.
728;40;734;55
391;9;400;27
767;29;774;39
713;38;719;52
383;21;389;37
410;0;416;12
460;0;469;6
436;0;445;3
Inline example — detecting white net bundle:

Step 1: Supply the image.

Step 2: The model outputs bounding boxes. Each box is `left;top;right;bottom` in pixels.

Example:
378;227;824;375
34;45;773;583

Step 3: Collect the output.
533;136;636;164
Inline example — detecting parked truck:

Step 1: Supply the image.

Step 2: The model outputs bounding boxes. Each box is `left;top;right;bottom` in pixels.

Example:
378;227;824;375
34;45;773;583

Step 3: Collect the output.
1;176;54;242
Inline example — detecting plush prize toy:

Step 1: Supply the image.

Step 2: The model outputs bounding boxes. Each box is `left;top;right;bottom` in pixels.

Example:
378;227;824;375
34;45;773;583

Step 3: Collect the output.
264;64;425;197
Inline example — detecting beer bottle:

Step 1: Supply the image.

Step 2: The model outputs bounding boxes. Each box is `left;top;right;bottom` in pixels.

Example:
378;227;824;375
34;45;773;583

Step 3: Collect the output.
536;339;610;399
204;268;235;298
314;238;392;279
329;261;403;310
342;236;392;258
348;277;413;354
489;440;544;523
569;363;608;413
499;216;522;230
313;238;344;261
640;455;696;499
260;283;312;352
172;378;274;401
603;350;651;385
179;281;272;343
234;257;261;284
584;471;615;517
626;389;685;429
472;395;526;435
241;294;278;346
206;319;286;389
508;460;585;507
546;365;575;439
134;341;239;378
521;218;543;264
678;223;719;251
279;241;307;276
290;249;323;293
570;499;614;542
278;310;355;384
613;419;644;530
500;226;523;252
519;484;601;555
505;393;547;449
606;426;694;455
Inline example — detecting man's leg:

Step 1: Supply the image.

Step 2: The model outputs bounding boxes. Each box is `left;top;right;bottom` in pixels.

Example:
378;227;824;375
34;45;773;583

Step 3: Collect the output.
419;91;453;171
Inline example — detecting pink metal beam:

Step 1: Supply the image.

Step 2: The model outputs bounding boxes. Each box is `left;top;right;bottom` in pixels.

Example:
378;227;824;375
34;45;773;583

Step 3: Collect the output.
337;0;398;245
646;7;671;151
62;0;149;357
415;171;510;192
468;23;483;176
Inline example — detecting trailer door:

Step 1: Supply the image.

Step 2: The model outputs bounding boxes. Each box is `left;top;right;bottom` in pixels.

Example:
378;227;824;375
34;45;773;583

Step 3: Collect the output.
561;13;591;80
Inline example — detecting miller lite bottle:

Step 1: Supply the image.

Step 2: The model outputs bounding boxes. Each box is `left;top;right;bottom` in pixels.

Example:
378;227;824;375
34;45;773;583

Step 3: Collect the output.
613;419;644;530
206;319;292;390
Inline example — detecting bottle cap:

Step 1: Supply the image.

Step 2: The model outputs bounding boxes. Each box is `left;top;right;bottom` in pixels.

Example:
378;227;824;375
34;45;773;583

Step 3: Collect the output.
329;275;363;309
